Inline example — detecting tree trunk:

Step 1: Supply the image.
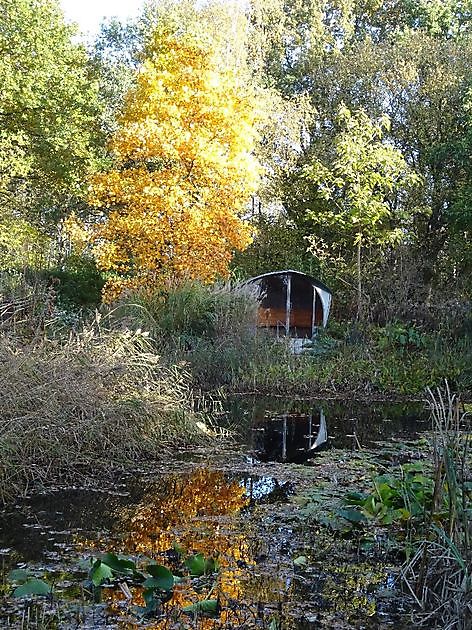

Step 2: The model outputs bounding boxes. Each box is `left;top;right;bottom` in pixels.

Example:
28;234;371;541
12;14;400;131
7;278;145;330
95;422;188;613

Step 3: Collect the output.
356;235;362;321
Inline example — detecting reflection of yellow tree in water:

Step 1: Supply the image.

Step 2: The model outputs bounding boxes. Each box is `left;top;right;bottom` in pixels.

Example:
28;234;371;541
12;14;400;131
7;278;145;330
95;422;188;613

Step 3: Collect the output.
99;469;282;628
121;469;249;563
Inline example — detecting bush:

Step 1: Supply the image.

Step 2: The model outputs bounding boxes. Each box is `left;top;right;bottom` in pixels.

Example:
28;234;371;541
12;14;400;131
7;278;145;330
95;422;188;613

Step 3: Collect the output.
0;323;204;503
44;255;105;310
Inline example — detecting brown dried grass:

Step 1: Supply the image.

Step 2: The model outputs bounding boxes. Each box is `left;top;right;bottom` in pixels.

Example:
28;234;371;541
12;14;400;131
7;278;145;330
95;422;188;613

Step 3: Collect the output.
0;317;202;503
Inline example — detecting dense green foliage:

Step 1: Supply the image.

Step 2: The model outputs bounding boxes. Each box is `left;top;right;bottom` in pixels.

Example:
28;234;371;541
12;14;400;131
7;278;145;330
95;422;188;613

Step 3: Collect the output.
0;0;102;231
239;0;472;320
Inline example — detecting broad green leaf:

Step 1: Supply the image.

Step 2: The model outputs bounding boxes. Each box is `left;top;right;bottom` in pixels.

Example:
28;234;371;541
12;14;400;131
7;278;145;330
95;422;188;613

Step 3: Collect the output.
145;564;174;591
143;576;173;591
182;599;218;614
100;553;135;576
185;553;206;576
337;508;367;523
8;569;29;583
13;579;51;597
90;559;113;586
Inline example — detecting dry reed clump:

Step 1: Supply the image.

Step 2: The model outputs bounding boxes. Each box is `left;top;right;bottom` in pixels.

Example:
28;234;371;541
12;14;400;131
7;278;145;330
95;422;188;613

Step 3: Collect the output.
0;322;203;504
402;384;471;629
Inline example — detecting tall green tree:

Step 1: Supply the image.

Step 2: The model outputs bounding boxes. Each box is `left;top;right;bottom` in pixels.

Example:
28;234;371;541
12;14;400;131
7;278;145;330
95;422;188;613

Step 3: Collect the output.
303;106;419;318
0;0;102;238
246;0;472;311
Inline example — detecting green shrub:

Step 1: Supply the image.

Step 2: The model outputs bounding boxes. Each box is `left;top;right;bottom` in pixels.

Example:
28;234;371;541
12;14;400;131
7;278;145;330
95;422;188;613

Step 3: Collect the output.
45;255;105;310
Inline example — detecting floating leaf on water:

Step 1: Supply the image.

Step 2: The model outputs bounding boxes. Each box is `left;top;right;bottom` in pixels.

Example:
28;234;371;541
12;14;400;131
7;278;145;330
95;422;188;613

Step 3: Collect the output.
182;599;218;614
8;569;29;583
13;578;51;597
145;564;174;591
337;508;368;523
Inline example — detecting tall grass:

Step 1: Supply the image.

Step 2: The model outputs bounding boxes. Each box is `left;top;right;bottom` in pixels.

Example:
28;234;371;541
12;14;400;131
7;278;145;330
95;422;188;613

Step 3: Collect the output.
0;318;204;504
110;281;292;389
402;384;471;629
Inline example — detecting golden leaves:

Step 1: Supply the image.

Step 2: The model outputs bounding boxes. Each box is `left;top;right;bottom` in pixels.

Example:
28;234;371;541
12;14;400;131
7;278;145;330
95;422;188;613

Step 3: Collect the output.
88;28;260;300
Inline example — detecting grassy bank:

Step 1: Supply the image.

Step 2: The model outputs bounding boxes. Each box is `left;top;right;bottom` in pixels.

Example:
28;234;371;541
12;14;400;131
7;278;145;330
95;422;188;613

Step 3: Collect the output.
237;327;472;399
0;314;206;503
110;282;472;399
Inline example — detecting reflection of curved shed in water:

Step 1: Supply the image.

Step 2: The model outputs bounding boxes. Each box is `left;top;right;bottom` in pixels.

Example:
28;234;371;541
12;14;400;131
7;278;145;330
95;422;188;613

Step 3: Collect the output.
244;270;332;338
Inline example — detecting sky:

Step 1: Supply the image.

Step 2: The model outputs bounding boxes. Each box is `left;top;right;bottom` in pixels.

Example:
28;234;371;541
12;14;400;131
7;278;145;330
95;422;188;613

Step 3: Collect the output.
60;0;144;38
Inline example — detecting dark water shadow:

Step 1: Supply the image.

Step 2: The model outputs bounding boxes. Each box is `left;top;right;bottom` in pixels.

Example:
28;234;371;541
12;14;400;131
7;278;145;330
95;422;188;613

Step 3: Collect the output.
225;396;430;463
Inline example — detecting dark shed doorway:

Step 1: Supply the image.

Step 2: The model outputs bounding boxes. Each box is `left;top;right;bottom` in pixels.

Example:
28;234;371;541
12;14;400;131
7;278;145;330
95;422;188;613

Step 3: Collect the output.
243;270;332;339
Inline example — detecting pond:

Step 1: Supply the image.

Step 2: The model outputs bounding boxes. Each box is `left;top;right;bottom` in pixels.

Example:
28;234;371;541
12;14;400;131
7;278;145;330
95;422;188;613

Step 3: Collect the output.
0;398;429;628
225;396;429;462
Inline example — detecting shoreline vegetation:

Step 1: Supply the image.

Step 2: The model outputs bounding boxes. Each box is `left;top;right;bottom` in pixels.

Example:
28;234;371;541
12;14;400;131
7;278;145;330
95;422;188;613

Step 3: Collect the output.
0;275;470;503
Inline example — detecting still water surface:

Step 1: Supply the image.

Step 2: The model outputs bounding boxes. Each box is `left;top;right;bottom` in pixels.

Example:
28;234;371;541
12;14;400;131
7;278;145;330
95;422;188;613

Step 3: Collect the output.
0;397;428;628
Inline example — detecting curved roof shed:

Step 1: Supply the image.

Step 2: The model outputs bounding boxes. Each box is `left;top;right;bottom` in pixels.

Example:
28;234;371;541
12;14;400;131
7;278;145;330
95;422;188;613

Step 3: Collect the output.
244;270;332;339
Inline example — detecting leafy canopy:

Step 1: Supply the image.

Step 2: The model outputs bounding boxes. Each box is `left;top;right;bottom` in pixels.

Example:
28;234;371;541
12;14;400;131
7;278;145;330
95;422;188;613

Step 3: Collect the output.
304;105;419;248
88;24;261;301
0;0;101;226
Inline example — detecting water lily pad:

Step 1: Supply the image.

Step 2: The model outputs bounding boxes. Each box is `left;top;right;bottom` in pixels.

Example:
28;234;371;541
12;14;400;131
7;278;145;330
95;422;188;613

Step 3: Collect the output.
8;569;30;583
182;599;218;614
145;564;174;591
13;578;51;597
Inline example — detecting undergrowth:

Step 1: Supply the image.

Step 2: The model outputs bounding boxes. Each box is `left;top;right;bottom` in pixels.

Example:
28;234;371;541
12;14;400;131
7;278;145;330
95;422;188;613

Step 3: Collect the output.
110;281;293;389
0;319;205;504
237;325;472;398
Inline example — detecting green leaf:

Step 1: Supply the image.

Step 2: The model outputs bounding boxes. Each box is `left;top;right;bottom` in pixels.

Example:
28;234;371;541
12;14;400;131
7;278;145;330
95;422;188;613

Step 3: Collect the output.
100;553;135;576
375;482;395;504
13;579;51;597
142;588;158;607
344;491;368;505
90;559;113;586
185;553;206;576
337;508;368;523
8;569;30;583
145;564;174;591
182;599;218;614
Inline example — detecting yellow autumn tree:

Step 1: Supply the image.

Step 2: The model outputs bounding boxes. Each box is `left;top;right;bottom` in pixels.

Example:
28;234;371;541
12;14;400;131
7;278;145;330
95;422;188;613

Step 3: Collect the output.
88;24;261;301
